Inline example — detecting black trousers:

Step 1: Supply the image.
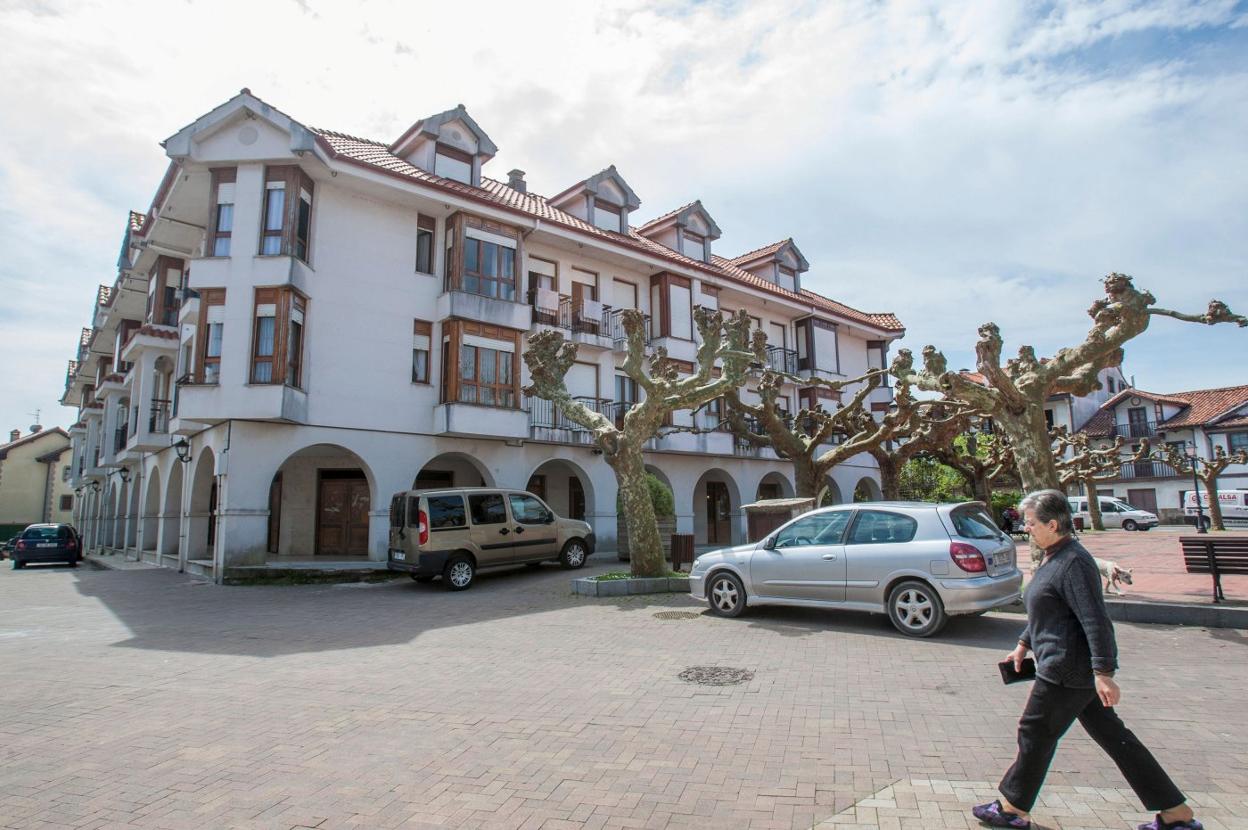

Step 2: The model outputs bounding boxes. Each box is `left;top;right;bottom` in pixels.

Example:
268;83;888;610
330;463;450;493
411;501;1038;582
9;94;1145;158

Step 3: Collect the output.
999;678;1185;813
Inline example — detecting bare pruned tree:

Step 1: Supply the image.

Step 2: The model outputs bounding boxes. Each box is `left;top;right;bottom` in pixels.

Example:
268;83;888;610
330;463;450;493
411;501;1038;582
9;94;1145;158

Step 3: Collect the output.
1154;444;1248;531
1053;429;1151;531
525;307;762;577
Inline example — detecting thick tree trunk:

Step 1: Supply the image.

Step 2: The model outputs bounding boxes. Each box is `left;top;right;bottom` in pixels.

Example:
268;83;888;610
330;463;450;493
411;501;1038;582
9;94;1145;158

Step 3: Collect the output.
876;454;901;501
971;472;993;508
999;408;1060;494
792;456;822;501
1202;475;1225;531
608;444;665;577
1083;477;1105;531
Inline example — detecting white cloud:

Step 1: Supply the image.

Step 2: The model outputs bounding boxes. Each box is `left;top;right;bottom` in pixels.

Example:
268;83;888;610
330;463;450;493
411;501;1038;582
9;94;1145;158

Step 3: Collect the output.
0;0;1245;434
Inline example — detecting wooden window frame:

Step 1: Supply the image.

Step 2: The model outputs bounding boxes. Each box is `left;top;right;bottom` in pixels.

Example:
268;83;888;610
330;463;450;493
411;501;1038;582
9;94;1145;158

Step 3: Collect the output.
412;319;432;385
439;319;522;409
444;213;524;301
208;168;236;257
248;287;308;388
195;288;227;384
416;215;436;275
259;166;315;263
649;272;694;341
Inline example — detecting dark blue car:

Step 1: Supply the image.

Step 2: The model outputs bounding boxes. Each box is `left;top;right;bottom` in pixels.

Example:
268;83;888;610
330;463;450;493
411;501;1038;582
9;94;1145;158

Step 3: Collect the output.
11;524;82;569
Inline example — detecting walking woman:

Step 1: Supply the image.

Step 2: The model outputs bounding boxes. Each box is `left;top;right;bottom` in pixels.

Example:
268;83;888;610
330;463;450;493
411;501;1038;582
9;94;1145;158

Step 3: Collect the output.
972;489;1202;830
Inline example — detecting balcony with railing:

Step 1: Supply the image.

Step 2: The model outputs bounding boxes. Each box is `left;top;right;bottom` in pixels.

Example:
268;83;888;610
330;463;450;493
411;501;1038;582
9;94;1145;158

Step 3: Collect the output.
1111;421;1157;440
113;425;128;454
1118;460;1181;479
528;396;612;444
764;345;799;375
608;308;652;353
149;399;171;434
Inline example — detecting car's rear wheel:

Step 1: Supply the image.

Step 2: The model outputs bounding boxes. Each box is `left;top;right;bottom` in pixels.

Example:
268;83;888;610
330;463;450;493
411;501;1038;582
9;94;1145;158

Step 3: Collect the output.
443;554;475;591
560;539;588;569
1122;519;1138;531
887;580;947;637
706;571;747;618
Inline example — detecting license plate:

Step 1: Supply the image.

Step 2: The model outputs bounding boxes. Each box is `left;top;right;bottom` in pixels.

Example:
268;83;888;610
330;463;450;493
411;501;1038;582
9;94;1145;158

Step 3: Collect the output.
37;543;56;548
392;551;405;561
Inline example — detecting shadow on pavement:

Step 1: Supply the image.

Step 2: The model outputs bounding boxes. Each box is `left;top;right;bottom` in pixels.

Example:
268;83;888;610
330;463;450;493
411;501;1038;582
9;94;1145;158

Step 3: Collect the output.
67;558;608;658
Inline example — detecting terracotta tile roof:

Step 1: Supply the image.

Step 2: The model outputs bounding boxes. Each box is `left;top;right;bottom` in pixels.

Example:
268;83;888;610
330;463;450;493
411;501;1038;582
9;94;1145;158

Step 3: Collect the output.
311;128;904;333
728;239;790;266
1081;384;1248;436
133;324;179;341
1158;384;1248;429
635;201;697;233
1209;416;1248;431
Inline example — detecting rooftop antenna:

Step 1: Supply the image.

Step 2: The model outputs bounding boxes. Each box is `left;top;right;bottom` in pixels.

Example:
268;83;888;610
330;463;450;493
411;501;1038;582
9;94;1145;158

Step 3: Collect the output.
28;409;42;432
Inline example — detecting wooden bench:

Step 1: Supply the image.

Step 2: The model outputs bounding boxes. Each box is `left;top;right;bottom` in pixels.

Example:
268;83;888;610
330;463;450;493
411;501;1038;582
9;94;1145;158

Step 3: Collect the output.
1179;536;1248;602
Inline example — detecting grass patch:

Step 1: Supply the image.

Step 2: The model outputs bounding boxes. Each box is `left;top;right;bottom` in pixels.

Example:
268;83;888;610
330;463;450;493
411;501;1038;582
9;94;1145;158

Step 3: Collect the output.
592;571;687;581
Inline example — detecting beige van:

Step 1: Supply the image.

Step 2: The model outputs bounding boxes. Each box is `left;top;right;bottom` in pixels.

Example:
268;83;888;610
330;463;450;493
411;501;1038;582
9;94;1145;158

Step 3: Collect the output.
388;488;595;590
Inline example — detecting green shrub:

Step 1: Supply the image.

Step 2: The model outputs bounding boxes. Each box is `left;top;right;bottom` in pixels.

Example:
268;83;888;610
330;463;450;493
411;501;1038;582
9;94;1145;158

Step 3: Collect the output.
616;473;675;518
990;490;1023;518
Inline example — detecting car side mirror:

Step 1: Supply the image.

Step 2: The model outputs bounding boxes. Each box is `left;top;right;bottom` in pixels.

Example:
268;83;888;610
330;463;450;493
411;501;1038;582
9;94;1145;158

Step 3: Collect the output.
763;535;777;551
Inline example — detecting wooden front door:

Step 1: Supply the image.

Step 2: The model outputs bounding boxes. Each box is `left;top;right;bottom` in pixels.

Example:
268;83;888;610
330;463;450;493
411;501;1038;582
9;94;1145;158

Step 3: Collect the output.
317;471;370;556
1127;488;1158;515
705;481;731;545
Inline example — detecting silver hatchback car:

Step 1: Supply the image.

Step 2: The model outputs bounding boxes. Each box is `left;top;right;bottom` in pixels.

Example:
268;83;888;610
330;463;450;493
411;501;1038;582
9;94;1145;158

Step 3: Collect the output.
688;501;1022;637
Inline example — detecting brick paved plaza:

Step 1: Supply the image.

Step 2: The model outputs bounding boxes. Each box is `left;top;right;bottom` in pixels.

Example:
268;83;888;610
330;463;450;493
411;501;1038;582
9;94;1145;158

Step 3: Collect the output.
1;556;1245;830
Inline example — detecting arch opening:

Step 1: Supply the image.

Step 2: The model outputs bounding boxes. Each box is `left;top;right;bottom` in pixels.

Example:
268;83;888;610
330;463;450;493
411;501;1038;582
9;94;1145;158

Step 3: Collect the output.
692;469;743;547
526;458;596;526
269;443;378;557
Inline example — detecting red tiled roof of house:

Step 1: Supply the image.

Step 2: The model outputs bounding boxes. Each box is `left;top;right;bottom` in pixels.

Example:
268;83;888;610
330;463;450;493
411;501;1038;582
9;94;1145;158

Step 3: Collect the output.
1209;416;1248;431
311;128;904;334
728;239;790;266
1081;384;1248;437
635;201;697;233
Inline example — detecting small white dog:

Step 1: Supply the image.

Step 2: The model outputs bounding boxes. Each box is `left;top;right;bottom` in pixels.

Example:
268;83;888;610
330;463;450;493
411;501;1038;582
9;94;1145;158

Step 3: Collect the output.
1096;558;1134;595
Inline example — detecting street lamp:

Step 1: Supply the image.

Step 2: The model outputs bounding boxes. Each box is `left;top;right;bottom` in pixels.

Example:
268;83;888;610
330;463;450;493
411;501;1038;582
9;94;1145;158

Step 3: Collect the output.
89;480;100;494
1185;445;1207;534
173;437;192;464
115;466;131;484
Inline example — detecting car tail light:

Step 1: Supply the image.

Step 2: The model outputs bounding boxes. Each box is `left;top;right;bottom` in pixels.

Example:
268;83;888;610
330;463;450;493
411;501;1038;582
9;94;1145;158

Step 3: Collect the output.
950;541;986;573
66;538;77;551
417;510;429;546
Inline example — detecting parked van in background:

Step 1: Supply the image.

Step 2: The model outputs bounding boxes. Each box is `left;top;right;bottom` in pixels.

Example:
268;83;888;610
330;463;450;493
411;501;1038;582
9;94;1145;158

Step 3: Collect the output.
1183;489;1248;531
1068;496;1159;531
387;488;594;590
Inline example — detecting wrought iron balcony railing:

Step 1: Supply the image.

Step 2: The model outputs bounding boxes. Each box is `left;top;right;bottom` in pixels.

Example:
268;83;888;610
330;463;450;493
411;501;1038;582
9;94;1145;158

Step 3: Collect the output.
765;345;799;375
608;309;652;351
113;426;128;453
1111;421;1157;439
528;396;613;444
1118;460;1181;479
149;399;171;434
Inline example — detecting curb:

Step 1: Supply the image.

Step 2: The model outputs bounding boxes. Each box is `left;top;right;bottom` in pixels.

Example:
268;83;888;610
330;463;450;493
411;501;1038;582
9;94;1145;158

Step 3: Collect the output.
998;598;1248;629
573;576;690;597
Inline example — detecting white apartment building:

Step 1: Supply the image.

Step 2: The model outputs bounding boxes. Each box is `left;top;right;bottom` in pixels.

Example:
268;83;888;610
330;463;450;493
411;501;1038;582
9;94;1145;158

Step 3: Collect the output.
60;90;904;581
1080;385;1248;523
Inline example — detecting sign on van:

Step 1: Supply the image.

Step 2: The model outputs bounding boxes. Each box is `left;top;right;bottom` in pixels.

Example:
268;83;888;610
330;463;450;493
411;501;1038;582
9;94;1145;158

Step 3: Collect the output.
1184;489;1248;525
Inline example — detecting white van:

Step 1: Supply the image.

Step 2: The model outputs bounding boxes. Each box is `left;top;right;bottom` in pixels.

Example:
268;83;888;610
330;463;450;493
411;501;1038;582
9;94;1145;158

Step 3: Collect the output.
1068;496;1159;531
1183;489;1248;530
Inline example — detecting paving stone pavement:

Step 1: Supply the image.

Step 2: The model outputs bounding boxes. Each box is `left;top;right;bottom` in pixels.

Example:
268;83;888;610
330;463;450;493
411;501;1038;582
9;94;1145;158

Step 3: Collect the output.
1;558;1245;830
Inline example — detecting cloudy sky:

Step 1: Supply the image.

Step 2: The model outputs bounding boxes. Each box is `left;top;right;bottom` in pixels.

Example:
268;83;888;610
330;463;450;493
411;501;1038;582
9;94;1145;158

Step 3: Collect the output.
1;0;1246;435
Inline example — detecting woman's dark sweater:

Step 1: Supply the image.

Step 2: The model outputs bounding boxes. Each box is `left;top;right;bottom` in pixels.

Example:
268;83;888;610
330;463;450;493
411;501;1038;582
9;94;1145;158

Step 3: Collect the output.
1019;536;1118;688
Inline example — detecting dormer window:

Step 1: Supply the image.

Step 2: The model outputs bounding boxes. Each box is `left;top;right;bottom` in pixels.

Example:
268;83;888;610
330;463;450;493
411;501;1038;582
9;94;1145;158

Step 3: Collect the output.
434;143;473;185
681;231;705;262
593;200;622;233
777;266;796;292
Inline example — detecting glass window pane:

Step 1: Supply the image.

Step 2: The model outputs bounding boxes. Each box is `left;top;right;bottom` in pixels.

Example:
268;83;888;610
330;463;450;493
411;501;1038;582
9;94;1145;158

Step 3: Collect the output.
206;323;223;358
498;352;511;384
261;235;282;255
464;274;480;294
253;362;272;383
849;511;918;545
481;242;498;278
775;512;850;548
480;350;496;384
213;237;231;257
480;386;495;406
296;195;311;260
501;247;514;279
464;239;478;274
427;495;466;529
412;349;428;383
416;230;432;273
217;203;233;233
460;345;475;381
255;316;275;357
287;321;302;386
264;188;285;232
468;493;507;525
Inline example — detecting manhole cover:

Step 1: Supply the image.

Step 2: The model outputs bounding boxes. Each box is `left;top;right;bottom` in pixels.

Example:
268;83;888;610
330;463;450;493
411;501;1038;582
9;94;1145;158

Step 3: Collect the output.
678;666;754;686
653;611;701;620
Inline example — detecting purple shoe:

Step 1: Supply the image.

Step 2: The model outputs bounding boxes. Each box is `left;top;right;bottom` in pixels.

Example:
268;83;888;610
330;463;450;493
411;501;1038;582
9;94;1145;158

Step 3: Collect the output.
1137;817;1203;830
972;800;1030;828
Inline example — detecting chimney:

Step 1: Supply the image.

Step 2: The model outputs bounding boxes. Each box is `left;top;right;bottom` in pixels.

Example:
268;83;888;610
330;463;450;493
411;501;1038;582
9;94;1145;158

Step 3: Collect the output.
9;430;19;443
507;169;526;193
